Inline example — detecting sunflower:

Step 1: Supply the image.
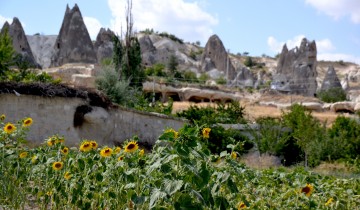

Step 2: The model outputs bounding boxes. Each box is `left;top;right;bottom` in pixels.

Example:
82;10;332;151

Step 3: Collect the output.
0;114;5;121
114;146;121;154
165;128;179;138
31;155;38;164
46;137;55;146
90;141;98;150
124;141;139;153
22;117;33;127
4;123;16;134
231;151;237;159
139;149;145;156
202;127;211;139
61;147;69;155
64;171;72;180
325;198;333;206
300;184;314;197
100;147;113;157
79;141;92;152
118;155;124;161
19;152;28;158
55;137;65;144
238;202;247;209
52;161;63;171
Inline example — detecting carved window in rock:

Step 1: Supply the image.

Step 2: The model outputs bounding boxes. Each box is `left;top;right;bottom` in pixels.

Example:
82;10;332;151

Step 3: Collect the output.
57;43;60;49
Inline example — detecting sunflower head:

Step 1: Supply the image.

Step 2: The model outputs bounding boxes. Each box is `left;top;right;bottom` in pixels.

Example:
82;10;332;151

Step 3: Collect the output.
100;147;113;157
52;161;63;171
31;155;38;164
64;171;72;180
0;114;5;121
4;123;16;134
90;141;98;150
301;184;314;197
22;117;33;127
238;202;247;209
165;128;179;139
124;141;139;153
202;127;211;139
19;152;28;159
114;146;121;154
118;155;124;161
79;141;92;152
61;147;69;155
231;151;237;159
139;149;145;156
55;137;65;144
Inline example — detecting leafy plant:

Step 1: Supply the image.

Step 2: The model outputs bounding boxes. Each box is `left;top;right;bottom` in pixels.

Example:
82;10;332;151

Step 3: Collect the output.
317;87;347;103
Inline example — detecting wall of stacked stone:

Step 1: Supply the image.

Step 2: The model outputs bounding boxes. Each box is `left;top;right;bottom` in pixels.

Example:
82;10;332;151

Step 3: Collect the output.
0;94;185;146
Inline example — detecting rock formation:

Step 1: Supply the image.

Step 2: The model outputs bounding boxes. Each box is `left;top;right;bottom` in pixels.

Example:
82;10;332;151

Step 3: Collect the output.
320;66;342;91
138;34;157;66
201;34;236;80
27;35;57;68
94;28;115;63
51;4;97;67
1;18;40;68
272;38;317;96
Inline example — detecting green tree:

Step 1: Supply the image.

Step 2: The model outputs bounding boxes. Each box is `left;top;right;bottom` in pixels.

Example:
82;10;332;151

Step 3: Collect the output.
167;54;178;75
244;56;254;67
317;87;347;103
0;28;15;79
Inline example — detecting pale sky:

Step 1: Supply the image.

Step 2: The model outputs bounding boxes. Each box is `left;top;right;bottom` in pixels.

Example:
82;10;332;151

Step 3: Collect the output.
0;0;359;64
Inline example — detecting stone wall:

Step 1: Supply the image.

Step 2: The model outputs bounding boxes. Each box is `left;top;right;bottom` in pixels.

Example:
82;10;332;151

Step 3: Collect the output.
0;94;185;146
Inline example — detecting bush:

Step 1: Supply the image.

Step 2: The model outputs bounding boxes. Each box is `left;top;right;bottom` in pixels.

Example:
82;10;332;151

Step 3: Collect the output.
145;63;166;77
183;70;198;83
244;57;254;67
317;87;346;103
216;76;227;85
198;73;210;84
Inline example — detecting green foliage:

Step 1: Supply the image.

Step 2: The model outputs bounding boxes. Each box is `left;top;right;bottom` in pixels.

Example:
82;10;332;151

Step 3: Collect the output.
198;73;210;84
317;87;347;103
167;55;178;75
122;37;145;87
244;56;254;67
189;50;197;60
158;32;184;44
281;104;326;167
134;96;173;115
325;116;360;160
140;28;155;34
176;101;246;125
0;28;15;79
145;63;166;77
100;58;113;67
216;76;227;85
1;117;359;209
183;70;198;83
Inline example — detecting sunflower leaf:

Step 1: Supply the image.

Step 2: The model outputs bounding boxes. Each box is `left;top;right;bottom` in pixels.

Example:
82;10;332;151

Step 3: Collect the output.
150;188;167;208
164;179;183;195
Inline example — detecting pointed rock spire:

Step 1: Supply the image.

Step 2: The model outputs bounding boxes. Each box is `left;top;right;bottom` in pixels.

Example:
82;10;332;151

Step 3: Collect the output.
50;4;97;67
321;65;342;91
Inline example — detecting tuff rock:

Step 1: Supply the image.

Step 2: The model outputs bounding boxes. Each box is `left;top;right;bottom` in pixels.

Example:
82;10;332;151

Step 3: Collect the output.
94;28;115;62
320;66;342;91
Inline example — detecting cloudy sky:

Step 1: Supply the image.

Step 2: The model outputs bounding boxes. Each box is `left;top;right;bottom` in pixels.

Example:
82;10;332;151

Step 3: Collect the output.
0;0;359;64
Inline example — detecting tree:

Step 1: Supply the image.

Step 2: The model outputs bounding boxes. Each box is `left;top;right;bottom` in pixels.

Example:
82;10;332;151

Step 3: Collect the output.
167;54;178;75
0;28;15;79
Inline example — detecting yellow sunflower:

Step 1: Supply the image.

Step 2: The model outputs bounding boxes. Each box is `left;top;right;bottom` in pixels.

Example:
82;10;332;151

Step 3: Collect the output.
90;141;98;150
231;151;237;159
79;141;92;152
61;147;69;155
325;198;333;206
165;128;179;138
55;137;65;144
0;114;5;121
4;123;16;134
238;202;247;209
139;149;145;156
300;184;314;197
19;152;28;158
52;161;63;171
46;137;55;146
31;155;38;164
22;117;33;127
202;127;211;139
124;141;139;153
64;171;72;180
118;155;124;161
100;147;113;157
114;146;121;154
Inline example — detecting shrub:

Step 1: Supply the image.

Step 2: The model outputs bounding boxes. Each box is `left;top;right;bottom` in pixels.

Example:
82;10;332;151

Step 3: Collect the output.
216;76;227;85
183;70;198;83
145;63;166;77
317;87;346;103
244;57;254;67
198;73;210;84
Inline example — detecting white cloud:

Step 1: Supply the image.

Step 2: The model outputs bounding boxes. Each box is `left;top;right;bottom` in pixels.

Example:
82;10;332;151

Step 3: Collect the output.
107;0;218;43
267;35;335;53
0;15;13;27
305;0;360;23
83;16;103;40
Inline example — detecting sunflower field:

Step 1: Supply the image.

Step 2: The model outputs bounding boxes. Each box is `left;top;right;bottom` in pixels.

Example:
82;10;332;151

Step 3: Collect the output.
0;115;360;209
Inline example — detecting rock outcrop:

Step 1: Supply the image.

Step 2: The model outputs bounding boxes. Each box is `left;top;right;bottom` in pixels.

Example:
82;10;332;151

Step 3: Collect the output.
320;66;342;91
272;38;317;96
51;4;97;67
1;18;40;68
27;35;57;68
201;34;236;80
94;28;115;62
138;34;157;66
